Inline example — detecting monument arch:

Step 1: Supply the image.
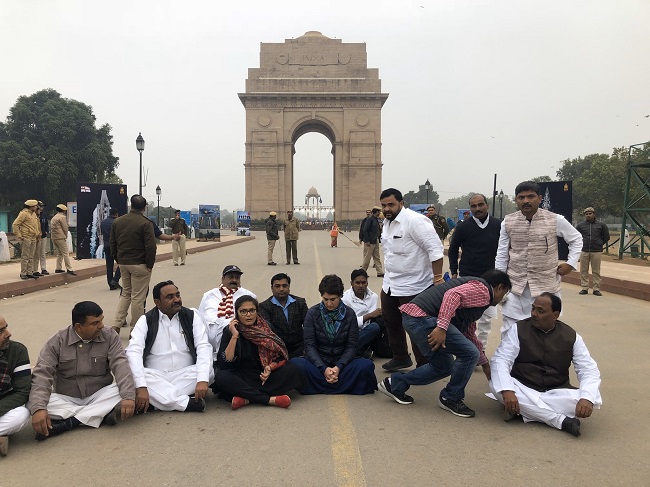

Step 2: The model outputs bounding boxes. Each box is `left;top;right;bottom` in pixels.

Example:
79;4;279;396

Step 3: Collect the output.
239;31;388;220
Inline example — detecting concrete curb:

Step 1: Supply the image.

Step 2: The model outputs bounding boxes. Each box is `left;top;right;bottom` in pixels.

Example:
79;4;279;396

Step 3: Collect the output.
563;271;650;301
0;236;255;300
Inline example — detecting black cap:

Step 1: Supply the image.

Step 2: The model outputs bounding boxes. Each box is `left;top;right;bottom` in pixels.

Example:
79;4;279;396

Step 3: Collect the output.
222;265;243;276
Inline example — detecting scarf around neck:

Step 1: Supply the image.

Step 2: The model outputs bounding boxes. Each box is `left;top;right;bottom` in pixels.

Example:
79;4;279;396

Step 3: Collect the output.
217;285;236;319
238;316;288;371
319;301;347;341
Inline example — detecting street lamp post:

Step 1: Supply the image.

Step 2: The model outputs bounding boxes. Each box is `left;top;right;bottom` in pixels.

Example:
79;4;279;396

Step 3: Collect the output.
424;179;431;205
156;185;161;228
498;190;504;219
136;133;145;195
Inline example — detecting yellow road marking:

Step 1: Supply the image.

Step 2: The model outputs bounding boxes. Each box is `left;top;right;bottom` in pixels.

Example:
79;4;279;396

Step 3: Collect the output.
313;240;367;487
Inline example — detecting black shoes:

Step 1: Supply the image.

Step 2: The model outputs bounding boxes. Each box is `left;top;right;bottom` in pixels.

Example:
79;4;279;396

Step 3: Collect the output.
593;291;602;296
184;397;206;412
55;269;65;274
67;270;77;276
20;275;30;280
579;290;588;295
438;393;475;418
378;378;414;405
377;274;385;277
502;407;523;422
35;417;81;441
381;355;413;372
32;272;42;277
561;416;581;437
359;348;373;360
40;270;50;275
101;409;118;426
268;262;277;266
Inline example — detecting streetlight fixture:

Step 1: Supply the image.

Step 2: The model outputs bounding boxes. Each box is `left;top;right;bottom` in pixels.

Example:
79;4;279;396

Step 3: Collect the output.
156;185;161;228
136;133;145;195
498;190;504;219
424;179;431;205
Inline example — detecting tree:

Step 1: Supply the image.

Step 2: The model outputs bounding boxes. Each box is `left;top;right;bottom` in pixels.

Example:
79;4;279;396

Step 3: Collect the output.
403;183;440;208
531;175;553;182
555;148;628;217
0;89;120;209
440;192;517;219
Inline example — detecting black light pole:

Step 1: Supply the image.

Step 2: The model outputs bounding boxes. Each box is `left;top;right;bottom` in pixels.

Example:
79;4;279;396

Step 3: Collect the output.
491;173;497;216
156;185;161;227
424;178;431;205
499;190;504;219
136;133;145;195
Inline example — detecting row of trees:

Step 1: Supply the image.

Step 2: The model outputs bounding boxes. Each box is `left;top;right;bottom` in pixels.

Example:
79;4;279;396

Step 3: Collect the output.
0;89;120;211
410;146;647;220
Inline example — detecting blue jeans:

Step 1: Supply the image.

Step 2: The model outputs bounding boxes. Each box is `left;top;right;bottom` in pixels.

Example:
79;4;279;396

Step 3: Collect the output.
390;315;479;402
357;322;381;352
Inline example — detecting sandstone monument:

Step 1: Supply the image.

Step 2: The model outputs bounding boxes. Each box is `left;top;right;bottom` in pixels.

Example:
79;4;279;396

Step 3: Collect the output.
239;31;388;220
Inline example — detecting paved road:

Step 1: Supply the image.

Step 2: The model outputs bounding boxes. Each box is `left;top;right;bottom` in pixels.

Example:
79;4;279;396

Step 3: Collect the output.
2;231;649;486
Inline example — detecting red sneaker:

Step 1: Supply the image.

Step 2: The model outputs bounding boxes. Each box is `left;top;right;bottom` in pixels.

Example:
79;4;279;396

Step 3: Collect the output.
232;396;249;410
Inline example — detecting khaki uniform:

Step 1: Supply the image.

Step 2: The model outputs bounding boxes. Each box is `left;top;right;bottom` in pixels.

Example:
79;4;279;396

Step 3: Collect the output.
12;209;39;276
50;212;72;271
283;218;301;264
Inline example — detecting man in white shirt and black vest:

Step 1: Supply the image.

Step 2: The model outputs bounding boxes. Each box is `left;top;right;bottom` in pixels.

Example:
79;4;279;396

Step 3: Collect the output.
127;281;214;413
490;293;602;437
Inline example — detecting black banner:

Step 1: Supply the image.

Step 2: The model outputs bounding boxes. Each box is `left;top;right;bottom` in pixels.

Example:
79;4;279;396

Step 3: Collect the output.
538;181;573;261
76;183;128;259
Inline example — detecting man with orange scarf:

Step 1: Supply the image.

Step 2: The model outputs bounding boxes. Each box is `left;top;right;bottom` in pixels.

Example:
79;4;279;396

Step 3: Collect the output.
198;265;257;360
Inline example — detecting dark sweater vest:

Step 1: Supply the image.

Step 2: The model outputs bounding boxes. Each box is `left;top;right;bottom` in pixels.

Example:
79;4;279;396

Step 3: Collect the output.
410;277;493;333
448;216;501;277
511;318;576;392
143;307;197;363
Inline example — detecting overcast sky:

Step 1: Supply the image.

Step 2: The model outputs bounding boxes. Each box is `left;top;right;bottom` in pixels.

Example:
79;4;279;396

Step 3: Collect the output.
1;0;649;211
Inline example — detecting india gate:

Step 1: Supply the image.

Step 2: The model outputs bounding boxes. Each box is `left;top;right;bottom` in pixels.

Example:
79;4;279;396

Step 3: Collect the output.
239;31;388;220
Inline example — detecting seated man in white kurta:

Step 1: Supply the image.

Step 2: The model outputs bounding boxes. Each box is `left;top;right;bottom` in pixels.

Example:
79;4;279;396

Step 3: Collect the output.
198;265;256;358
127;281;214;413
489;293;602;437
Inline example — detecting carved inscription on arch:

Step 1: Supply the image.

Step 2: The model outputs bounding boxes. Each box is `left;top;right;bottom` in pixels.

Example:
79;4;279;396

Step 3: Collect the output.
246;100;382;109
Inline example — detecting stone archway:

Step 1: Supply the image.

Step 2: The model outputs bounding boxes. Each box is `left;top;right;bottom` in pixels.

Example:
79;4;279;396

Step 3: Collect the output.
239;31;388;220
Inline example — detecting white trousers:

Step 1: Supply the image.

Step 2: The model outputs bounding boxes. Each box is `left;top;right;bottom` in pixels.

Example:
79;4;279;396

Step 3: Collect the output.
144;365;214;412
0;406;30;436
45;383;122;428
489;378;601;430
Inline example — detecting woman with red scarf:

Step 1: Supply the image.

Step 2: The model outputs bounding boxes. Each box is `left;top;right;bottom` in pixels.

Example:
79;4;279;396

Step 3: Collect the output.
214;296;302;410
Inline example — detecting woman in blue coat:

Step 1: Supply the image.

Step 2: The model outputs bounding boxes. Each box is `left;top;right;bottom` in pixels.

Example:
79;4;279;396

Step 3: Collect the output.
290;274;377;395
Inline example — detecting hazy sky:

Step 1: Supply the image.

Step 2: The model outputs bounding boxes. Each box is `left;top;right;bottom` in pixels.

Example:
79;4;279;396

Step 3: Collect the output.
1;0;649;211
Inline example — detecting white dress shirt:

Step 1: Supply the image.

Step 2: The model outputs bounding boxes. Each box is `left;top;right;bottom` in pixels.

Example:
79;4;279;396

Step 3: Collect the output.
126;307;213;388
342;287;379;330
381;207;444;296
197;286;256;354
